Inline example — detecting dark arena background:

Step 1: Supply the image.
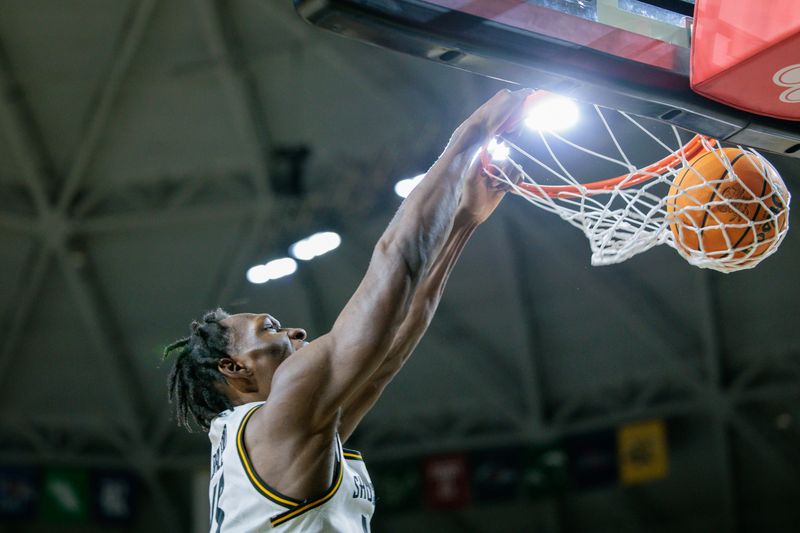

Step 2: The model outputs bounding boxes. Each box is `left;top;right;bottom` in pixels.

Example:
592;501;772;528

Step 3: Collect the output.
0;1;799;532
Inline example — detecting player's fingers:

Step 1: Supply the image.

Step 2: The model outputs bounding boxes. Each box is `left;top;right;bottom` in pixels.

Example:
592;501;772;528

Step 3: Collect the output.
469;89;530;134
481;88;533;135
484;157;522;188
483;168;515;192
453;89;533;152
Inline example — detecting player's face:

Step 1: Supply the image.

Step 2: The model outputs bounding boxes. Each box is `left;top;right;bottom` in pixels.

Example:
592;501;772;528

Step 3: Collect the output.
221;313;308;380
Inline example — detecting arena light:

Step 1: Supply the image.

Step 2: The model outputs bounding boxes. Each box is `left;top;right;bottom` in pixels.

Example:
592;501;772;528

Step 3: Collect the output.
524;95;579;132
487;138;509;161
247;264;271;284
394;174;425;198
289;232;342;261
246;257;298;284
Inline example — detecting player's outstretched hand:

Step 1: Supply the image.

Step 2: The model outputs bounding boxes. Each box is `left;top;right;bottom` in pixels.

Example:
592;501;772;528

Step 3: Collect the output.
447;88;531;154
448;89;530;224
458;156;522;224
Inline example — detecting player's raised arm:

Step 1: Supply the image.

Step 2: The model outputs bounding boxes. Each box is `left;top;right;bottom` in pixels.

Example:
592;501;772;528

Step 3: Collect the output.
263;89;529;433
337;137;520;442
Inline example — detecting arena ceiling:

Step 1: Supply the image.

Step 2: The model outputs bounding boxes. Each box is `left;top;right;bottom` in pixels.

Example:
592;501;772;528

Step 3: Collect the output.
0;1;798;531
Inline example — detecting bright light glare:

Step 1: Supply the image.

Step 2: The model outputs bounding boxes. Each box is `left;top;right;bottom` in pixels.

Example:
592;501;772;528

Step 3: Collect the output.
246;257;298;284
487;138;509;162
524;96;579;132
246;264;271;284
394;174;425;198
290;232;342;261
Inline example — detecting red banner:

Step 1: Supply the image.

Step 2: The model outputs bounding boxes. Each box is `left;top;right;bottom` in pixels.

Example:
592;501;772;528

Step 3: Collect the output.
423;454;470;510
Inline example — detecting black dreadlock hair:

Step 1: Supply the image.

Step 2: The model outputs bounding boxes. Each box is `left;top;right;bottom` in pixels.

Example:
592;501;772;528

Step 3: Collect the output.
164;308;233;432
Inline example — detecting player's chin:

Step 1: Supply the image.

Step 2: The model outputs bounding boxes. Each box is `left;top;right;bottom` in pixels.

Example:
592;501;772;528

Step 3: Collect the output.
293;340;310;352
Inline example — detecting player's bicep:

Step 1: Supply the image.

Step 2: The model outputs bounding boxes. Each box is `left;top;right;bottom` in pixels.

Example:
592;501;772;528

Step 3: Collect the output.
265;334;335;420
313;259;415;402
266;264;414;429
265;338;383;434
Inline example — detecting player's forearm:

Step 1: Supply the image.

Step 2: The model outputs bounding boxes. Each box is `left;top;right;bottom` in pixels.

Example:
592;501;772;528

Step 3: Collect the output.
371;89;523;291
324;139;481;401
380;210;480;372
375;125;481;285
329;131;478;348
337;213;479;440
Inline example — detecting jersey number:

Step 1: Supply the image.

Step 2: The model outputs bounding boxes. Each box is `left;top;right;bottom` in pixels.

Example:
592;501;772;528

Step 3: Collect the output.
210;474;225;533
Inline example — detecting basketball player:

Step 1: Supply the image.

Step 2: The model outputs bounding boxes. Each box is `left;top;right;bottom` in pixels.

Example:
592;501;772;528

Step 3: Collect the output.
164;89;530;531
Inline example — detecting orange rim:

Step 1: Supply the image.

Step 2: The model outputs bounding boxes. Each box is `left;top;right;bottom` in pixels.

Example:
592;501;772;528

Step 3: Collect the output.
481;90;717;199
483;134;715;199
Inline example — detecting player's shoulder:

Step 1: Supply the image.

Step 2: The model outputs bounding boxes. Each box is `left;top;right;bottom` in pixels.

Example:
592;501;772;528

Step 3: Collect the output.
209;401;265;438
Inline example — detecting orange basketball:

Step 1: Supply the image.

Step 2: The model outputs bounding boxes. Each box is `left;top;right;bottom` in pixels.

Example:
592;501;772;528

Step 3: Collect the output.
667;147;789;263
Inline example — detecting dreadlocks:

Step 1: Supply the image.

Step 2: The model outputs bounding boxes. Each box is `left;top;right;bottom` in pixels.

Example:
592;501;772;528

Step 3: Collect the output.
164;308;233;431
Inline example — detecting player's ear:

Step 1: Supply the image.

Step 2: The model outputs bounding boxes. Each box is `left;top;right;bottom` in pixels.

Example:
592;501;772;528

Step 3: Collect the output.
218;357;248;378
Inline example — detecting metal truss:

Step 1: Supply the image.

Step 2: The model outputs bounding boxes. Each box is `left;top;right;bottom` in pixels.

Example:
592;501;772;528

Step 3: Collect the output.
0;0;424;527
0;1;278;529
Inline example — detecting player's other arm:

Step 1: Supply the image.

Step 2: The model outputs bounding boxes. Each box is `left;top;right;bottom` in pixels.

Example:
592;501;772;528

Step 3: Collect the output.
337;212;477;442
265;90;529;433
338;150;516;442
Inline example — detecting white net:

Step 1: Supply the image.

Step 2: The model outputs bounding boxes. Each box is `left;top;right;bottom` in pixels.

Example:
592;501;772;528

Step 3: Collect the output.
486;102;791;273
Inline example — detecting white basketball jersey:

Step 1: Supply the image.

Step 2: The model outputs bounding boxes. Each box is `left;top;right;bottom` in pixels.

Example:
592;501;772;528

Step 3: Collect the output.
208;402;376;532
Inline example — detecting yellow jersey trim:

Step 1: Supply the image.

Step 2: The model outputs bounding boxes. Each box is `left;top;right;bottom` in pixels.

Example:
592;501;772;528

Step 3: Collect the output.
270;439;344;526
236;405;302;509
343;449;363;461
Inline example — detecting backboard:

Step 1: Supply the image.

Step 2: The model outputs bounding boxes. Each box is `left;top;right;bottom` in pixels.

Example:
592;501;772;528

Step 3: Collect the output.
294;0;800;157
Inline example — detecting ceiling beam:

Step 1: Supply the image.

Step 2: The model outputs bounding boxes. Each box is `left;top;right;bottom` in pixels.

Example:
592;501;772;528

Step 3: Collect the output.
733;383;800;405
726;412;800;483
0;35;53;213
0;245;51;398
251;0;442;143
74;198;272;233
52;239;186;528
0;211;35;234
203;212;270;307
55;0;160;214
728;348;800;399
0;18;158;451
193;0;281;312
72;166;254;218
193;0;272;198
53;243;148;436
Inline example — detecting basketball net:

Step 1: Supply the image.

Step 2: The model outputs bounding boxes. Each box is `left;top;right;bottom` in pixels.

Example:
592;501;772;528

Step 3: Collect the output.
484;93;791;273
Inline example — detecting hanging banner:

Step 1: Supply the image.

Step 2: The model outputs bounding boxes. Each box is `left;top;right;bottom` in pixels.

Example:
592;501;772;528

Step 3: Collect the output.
471;447;523;503
566;429;618;490
41;468;89;523
522;443;569;499
0;467;39;519
423;453;470;510
617;419;669;485
91;470;138;524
